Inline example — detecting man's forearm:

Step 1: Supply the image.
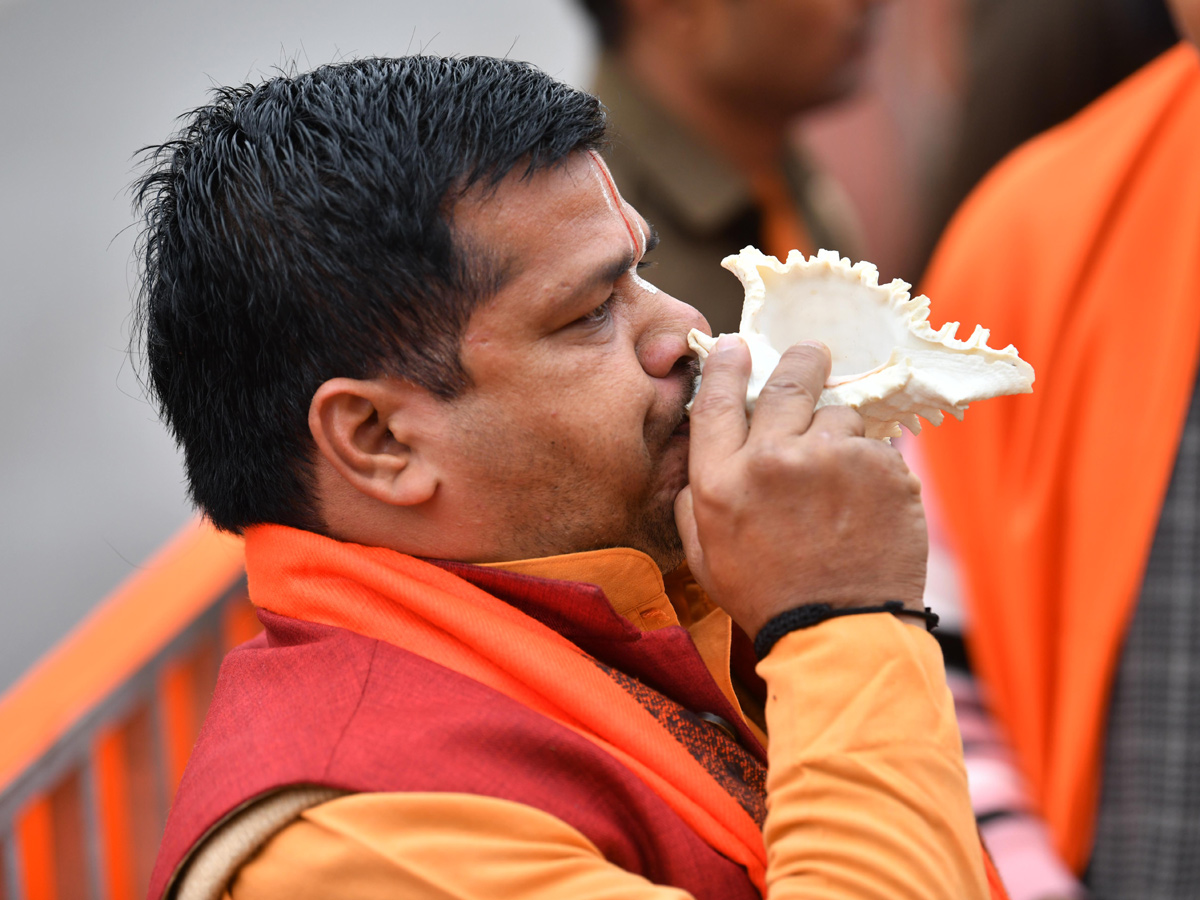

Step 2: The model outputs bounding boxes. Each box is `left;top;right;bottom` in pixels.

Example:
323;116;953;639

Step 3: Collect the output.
758;614;989;899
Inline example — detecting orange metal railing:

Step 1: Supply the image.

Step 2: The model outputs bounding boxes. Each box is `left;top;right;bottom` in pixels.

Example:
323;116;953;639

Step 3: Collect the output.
0;521;251;900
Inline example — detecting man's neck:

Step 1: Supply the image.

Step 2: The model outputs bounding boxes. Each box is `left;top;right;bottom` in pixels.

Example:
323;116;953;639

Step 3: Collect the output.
615;45;789;182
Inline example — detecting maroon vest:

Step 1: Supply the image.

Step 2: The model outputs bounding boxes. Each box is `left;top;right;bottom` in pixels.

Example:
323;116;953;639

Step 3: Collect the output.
148;562;767;899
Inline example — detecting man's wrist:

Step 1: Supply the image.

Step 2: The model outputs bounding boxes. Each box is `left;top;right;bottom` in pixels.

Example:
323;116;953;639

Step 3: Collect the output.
753;601;939;659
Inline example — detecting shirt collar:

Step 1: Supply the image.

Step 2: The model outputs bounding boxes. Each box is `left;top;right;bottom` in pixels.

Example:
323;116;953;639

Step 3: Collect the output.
484;547;678;629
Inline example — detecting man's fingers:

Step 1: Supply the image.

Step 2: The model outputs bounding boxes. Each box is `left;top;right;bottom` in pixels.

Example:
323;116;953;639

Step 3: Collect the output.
750;342;831;439
688;334;752;472
807;405;866;440
673;486;705;576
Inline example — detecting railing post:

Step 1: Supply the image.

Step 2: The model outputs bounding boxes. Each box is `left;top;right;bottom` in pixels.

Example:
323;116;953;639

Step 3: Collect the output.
80;758;108;900
15;796;53;900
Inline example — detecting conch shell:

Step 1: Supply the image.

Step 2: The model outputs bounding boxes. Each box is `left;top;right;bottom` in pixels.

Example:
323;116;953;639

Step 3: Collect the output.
688;247;1035;440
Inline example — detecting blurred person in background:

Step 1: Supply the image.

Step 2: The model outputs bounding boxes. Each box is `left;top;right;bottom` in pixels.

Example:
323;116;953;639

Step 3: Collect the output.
915;1;1200;898
915;0;1178;275
574;0;876;333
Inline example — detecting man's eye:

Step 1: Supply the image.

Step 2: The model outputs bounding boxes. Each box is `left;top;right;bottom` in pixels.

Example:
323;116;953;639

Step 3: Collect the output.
579;295;616;326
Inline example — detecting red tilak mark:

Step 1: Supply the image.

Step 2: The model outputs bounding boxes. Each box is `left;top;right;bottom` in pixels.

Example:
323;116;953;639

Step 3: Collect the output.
589;151;641;251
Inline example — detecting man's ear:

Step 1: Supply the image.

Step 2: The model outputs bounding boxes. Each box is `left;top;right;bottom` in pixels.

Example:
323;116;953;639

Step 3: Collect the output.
308;377;439;508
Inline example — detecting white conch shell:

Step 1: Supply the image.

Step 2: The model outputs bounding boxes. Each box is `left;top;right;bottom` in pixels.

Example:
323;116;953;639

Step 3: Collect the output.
687;247;1035;440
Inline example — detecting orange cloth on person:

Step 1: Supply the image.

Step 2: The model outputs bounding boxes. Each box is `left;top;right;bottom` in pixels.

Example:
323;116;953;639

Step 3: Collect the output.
229;525;993;898
750;171;813;261
918;43;1200;872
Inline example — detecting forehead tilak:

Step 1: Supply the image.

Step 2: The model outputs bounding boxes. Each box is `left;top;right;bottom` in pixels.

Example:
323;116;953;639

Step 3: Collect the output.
587;150;647;257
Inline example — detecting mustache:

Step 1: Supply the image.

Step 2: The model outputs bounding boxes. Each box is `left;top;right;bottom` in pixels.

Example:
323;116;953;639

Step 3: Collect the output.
668;357;701;433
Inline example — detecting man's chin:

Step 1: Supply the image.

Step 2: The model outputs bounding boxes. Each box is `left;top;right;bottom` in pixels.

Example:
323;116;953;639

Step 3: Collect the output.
639;525;686;574
634;488;688;573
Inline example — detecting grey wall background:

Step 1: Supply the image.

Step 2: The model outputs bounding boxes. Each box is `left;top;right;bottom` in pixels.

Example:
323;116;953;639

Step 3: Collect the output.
0;0;594;691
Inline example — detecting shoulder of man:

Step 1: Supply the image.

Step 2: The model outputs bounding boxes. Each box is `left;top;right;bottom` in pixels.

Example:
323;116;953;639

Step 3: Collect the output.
925;43;1200;324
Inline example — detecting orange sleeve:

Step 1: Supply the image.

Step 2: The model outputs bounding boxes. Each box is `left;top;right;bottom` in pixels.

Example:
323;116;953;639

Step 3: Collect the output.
229;616;987;899
758;616;989;899
228;792;692;900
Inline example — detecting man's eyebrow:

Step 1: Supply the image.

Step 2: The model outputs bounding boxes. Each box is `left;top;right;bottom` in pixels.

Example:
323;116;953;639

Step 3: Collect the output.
598;248;639;287
591;222;658;288
570;221;660;304
562;249;636;311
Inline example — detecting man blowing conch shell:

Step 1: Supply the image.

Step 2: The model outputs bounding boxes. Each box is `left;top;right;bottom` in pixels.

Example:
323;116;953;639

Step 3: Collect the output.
135;57;1008;899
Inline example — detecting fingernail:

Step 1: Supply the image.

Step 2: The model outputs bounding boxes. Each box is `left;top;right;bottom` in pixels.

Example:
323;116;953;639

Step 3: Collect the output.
715;334;743;354
800;340;828;351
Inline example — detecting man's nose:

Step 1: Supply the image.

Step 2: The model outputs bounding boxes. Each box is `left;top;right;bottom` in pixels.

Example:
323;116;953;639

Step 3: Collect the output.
637;294;711;379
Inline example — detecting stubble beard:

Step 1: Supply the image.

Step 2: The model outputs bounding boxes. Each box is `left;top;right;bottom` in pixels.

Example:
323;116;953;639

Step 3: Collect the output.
633;500;687;573
507;359;698;572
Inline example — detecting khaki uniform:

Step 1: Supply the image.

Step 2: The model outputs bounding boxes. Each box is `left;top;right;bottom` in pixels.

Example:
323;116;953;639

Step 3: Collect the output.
593;55;861;334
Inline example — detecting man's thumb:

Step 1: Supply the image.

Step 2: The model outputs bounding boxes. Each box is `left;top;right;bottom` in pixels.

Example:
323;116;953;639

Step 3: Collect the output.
674;486;704;576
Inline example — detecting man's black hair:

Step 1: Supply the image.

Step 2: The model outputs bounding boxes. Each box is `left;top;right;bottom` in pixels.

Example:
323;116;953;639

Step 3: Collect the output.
133;56;607;534
575;0;627;49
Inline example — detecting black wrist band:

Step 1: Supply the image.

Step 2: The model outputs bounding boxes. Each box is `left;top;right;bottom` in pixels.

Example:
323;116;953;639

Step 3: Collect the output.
753;600;939;660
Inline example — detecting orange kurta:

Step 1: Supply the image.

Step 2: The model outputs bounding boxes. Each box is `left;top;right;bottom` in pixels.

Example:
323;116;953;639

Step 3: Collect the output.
919;43;1200;871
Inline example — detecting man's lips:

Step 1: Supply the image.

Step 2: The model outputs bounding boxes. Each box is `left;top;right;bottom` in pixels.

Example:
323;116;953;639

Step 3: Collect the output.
671;418;690;438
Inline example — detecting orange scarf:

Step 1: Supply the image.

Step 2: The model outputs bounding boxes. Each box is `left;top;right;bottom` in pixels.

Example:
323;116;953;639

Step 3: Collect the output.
919;44;1200;870
243;524;769;890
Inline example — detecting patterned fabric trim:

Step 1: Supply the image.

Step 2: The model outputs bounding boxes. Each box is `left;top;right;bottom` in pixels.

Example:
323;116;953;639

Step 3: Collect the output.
592;660;768;827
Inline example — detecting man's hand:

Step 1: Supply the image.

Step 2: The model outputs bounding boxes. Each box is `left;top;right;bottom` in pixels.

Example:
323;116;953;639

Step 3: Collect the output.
675;335;928;640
